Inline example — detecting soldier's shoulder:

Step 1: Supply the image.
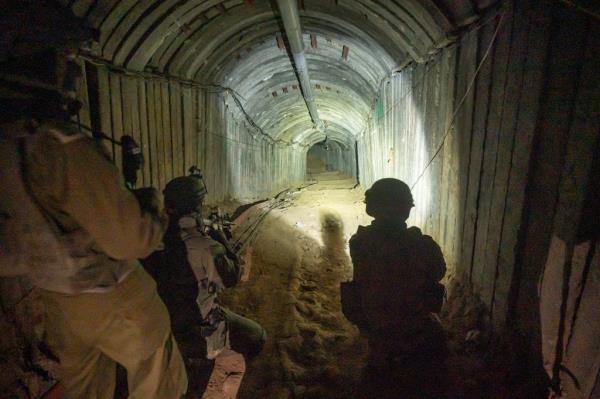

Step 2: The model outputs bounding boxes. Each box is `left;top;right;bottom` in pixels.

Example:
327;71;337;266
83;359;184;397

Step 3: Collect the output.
407;226;423;237
350;225;371;239
349;225;373;249
407;227;441;248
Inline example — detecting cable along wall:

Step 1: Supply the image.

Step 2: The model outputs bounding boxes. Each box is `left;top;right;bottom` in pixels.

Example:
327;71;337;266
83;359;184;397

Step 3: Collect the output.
356;0;551;330
86;65;306;203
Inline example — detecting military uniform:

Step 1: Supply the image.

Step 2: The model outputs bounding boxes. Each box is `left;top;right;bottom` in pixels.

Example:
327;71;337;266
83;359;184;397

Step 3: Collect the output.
13;122;187;399
348;218;447;398
143;213;265;399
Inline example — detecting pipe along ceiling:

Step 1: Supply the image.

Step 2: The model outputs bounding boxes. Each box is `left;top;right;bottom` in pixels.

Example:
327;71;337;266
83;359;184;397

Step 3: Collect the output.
63;0;484;148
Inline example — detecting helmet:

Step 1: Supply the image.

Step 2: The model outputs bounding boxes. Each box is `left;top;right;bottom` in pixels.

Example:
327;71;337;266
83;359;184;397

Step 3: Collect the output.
364;178;414;217
163;176;207;215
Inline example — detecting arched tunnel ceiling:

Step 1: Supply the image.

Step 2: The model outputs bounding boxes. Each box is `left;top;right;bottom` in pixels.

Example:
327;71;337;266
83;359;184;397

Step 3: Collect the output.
65;0;490;146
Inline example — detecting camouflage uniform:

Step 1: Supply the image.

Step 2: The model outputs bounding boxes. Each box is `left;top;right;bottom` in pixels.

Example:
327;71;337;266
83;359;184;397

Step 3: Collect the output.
143;214;265;399
15;122;187;399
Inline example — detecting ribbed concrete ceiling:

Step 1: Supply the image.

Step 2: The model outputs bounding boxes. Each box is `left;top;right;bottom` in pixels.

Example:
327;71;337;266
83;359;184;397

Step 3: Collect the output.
64;0;490;146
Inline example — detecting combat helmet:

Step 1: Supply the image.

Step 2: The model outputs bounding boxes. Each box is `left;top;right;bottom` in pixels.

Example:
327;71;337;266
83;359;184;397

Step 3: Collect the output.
364;178;414;218
163;168;208;216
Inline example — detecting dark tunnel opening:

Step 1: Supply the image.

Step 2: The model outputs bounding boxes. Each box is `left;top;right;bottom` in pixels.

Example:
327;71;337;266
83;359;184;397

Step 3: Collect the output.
306;140;356;182
1;0;600;398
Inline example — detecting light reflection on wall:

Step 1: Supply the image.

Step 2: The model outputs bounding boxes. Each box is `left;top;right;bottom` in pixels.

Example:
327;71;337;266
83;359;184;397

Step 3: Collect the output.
357;69;431;231
354;54;457;267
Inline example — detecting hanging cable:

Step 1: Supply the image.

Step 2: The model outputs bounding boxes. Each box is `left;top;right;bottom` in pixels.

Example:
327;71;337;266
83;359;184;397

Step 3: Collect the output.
76;53;307;147
357;4;505;141
410;9;506;190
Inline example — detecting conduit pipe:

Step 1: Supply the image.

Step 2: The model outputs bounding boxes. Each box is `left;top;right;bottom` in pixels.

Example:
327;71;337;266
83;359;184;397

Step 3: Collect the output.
275;0;324;131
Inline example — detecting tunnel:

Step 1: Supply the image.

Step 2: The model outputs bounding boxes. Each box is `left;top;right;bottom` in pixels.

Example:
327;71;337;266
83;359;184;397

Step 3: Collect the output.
1;0;599;398
306;139;356;180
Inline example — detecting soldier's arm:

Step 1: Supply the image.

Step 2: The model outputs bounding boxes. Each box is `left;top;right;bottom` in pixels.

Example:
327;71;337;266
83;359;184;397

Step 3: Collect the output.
421;236;446;282
349;230;366;281
60;136;165;260
210;242;241;288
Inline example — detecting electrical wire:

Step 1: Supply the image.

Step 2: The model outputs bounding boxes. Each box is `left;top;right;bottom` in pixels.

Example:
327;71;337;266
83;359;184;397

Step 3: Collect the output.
357;4;505;140
410;9;506;190
77;53;306;147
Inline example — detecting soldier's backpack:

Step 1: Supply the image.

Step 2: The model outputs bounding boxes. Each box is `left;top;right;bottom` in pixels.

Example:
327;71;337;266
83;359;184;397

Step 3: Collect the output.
0;131;81;288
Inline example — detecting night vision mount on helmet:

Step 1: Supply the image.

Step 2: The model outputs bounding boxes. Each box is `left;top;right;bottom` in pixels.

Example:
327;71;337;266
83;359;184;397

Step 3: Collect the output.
163;167;209;215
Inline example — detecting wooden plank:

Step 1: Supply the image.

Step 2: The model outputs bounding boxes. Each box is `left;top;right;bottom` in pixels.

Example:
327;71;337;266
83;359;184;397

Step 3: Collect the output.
138;79;151;187
471;5;514;308
437;59;452;255
146;81;159;189
511;3;588;336
121;77;134;137
423;56;440;242
84;61;103;141
121;76;140;186
433;51;454;245
462;19;496;282
182;86;195;172
154;81;166;189
453;28;478;273
75;58;92;131
96;67;114;159
492;0;552;328
169;82;180;177
109;73;124;173
196;89;205;170
484;0;531;325
445;28;477;270
171;82;184;177
161;82;173;185
196;90;211;176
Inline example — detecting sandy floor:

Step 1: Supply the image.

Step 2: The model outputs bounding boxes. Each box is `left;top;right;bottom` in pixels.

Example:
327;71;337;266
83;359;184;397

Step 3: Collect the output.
221;172;372;399
220;172;544;399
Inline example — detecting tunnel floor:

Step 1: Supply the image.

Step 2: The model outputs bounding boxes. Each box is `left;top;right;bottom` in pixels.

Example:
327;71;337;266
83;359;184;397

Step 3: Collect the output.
219;173;534;398
222;172;370;398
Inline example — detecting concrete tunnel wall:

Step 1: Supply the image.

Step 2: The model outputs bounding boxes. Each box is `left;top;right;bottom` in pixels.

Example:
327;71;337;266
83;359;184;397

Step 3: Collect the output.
69;0;600;336
355;5;600;384
62;0;599;364
1;0;600;395
357;1;538;330
78;67;306;203
357;0;600;347
306;141;356;178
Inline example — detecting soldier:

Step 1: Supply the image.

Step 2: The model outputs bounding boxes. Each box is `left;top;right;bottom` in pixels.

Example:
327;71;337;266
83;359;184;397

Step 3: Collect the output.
0;2;187;397
343;178;447;398
151;173;266;399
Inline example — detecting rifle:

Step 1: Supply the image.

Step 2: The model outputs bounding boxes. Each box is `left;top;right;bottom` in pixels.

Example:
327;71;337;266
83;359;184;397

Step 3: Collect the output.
201;206;235;241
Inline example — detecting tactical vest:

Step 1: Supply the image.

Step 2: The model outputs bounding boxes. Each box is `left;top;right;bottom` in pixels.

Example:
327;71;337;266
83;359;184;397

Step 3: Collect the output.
349;224;445;333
